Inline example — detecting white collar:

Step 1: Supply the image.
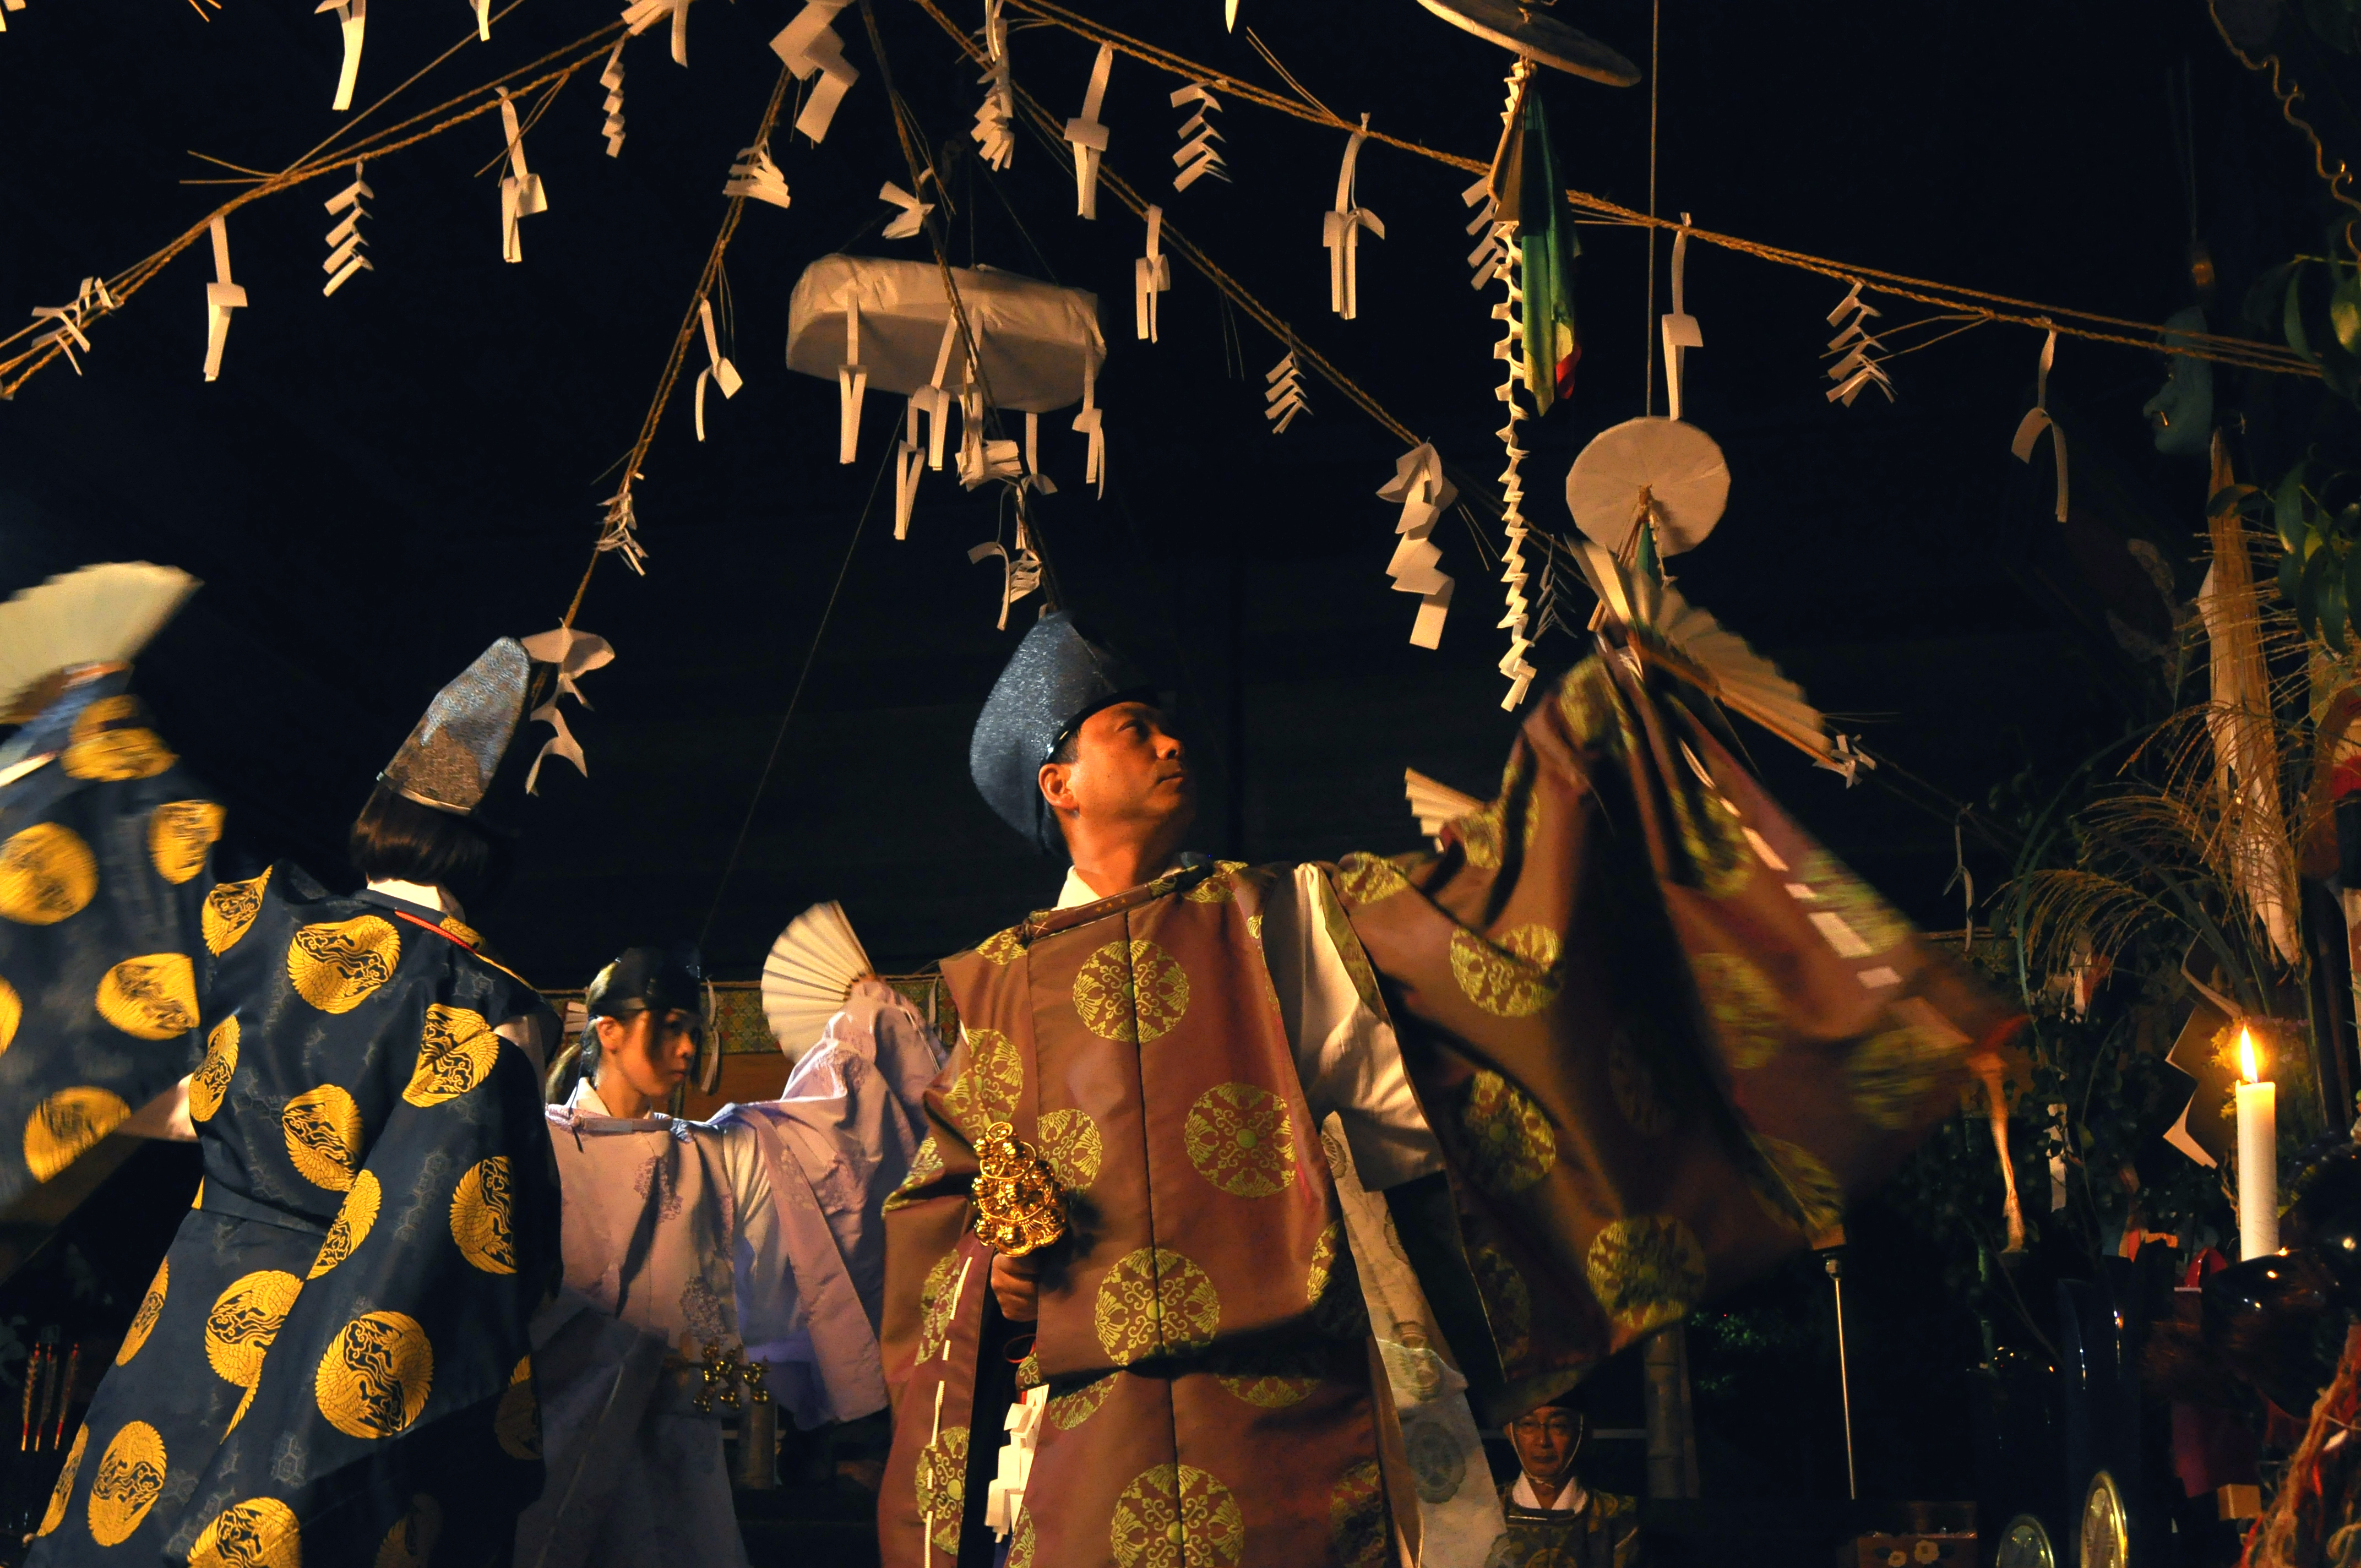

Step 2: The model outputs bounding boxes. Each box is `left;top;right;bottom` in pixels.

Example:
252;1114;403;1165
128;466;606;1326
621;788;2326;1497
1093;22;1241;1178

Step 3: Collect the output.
567;1079;614;1118
1053;856;1199;911
366;878;464;920
1509;1476;1586;1513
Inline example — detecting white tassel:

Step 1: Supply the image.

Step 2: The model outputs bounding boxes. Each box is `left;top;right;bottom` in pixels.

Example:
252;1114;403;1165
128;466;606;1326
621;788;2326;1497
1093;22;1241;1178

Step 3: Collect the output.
971;0;1015;171
315;0;366;111
599;38;627;155
1264;350;1309;433
497;88;549;264
771;0;860;144
1134;204;1169;341
321;161;374;297
1064;42;1114;219
838;301;868;465
725;140;791;207
693;296;742;442
1378;442;1455;650
1322;114;1384;319
1170;84;1227;192
202;217;246;382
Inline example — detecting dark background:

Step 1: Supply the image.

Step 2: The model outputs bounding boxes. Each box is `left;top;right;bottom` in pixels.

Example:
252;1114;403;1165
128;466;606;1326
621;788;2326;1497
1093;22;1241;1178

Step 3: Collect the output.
0;0;2337;1512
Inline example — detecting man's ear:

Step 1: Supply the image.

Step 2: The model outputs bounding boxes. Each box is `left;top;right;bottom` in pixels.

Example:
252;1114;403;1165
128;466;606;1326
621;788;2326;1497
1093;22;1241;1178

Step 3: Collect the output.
1038;759;1077;815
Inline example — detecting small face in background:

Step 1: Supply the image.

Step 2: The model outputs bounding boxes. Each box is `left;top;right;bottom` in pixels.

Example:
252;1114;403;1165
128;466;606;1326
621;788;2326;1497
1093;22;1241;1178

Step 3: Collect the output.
594;1006;701;1105
1507;1404;1586;1487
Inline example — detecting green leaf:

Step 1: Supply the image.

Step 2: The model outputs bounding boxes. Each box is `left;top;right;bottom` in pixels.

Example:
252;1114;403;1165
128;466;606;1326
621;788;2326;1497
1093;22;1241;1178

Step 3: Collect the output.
2211;482;2260;521
2278;464;2314;553
2335;269;2361;356
2302;542;2336;639
2288;262;2319;361
2325;565;2350;652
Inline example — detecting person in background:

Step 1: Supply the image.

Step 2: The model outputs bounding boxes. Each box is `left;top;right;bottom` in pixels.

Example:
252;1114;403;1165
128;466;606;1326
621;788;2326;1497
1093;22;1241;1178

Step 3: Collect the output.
1496;1395;1641;1568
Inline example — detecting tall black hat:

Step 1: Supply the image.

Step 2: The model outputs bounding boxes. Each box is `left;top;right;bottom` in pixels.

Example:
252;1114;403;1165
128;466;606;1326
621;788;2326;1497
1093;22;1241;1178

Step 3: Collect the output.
969;611;1151;853
381;638;530;816
585;944;706;1022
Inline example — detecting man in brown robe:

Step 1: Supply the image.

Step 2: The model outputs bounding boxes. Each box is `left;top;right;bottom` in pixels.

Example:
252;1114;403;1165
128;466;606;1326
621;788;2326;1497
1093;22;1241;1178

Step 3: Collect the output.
878;611;2019;1568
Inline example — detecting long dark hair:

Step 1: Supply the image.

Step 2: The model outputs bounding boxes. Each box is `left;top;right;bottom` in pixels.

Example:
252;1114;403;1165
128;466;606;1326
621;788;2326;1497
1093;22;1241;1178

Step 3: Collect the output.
347;782;507;907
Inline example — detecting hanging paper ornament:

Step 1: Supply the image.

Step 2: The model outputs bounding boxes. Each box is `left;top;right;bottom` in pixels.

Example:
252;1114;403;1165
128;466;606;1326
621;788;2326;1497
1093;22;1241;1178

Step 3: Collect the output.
1323;114;1384;319
1378;442;1456;650
30;278;115;375
1813;733;1876;788
496;87;549;264
470;0;489;42
620;0;690;68
1065;42;1115;219
1134;205;1171;341
1169;84;1227;192
693;296;742;442
596;483;648;573
969;535;1045;629
1564;417;1730;558
880;177;934;239
1659;214;1702;419
771;0;860;144
201;217;246;383
837;301;869;464
1023;411;1058;496
518;627;616;793
1490;76;1580;414
599;38;627;155
972;0;1015;171
724;139;790;207
894;402;923;538
1264;349;1310;432
1461;175;1503;288
315;0;366;111
1073;361;1105;494
1823;281;1893;406
2010;324;2069;522
321;162;373;296
0;0;25;33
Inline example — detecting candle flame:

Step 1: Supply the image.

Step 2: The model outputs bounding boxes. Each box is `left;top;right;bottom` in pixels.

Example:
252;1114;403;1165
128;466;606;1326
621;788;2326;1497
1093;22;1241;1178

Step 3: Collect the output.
2240;1025;2260;1085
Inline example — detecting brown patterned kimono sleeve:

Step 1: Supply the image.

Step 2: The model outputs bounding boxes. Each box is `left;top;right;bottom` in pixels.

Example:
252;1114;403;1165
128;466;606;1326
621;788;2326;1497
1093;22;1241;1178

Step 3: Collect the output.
1341;649;2023;1423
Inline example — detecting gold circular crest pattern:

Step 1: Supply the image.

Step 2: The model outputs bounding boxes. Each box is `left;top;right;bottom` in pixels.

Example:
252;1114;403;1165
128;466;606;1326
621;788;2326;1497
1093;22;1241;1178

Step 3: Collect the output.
1215;1342;1328;1409
1584;1215;1707;1338
205;1270;302;1388
97;953;200;1041
0;822;96;925
63;723;174;782
496;1356;539;1460
942;1028;1023;1138
287;916;402;1014
282;1084;364;1191
1038;1108;1104;1190
1095;1246;1221;1364
310;1169;382;1280
1111;1463;1246;1568
1746;1134;1846;1236
203;871;270;956
1307;1221;1343;1305
189;1497;302;1568
86;1419;167;1546
887;1135;944;1211
1330;1459;1389;1568
0;974;18;1055
1183;1082;1296;1198
117;1258;167;1365
1607;1030;1674;1137
149;801;226;886
405;1005;499;1107
1073;939;1192;1046
1447;925;1563;1019
1557;661;1625;750
1335;853;1411;907
976;926;1026;965
439;916;481;948
1184;863;1248;902
916;1250;964;1363
374;1495;443;1568
914;1424;969;1554
26;1086;131;1182
317;1310;434;1440
1848;1022;1962;1130
37;1423;85;1537
1458;1071;1557;1194
1690;951;1783;1070
1048;1373;1115;1429
1674;787;1755;902
450;1156;518;1274
1008;1512;1036;1568
1467;1241;1532;1366
191;1017;240;1123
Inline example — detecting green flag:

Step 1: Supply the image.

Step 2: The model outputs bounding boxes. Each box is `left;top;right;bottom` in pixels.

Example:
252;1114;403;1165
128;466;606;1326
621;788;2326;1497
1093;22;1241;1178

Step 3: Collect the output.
1492;83;1582;416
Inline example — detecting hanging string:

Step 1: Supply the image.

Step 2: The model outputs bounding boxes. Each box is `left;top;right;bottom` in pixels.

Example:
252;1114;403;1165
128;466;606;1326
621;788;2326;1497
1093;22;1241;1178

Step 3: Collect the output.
1642;0;1660;416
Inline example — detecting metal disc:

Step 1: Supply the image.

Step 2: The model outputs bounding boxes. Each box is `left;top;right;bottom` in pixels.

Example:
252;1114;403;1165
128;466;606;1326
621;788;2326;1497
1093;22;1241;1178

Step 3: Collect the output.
1412;0;1640;85
1564;416;1730;557
1997;1515;2057;1568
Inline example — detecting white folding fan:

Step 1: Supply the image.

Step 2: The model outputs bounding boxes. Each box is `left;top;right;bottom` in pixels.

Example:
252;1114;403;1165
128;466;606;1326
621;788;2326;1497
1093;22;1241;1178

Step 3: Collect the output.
761;901;876;1063
1565;417;1730;560
0;562;200;720
1403;769;1482;848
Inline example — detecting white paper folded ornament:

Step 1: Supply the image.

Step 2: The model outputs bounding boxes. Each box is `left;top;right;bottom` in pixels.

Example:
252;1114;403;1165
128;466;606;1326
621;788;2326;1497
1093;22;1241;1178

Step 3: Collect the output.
1024;410;1058;495
693;296;742;442
1378;442;1455;649
1659;214;1702;421
472;0;489;42
972;0;1016;171
599;38;627;155
496;88;549;264
1324;114;1384;319
771;0;860;144
1073;361;1105;494
2010;325;2069;522
895;400;924;538
1463;175;1504;288
31;277;115;374
725;140;790;207
597;484;648;573
315;0;366;111
837;301;868;464
1264;350;1310;433
202;216;246;383
0;0;21;33
969;537;1043;629
620;0;690;67
1823;280;1894;407
880;178;934;240
321;162;374;297
519;625;616;793
1169;84;1228;192
1134;205;1171;341
1065;42;1115;219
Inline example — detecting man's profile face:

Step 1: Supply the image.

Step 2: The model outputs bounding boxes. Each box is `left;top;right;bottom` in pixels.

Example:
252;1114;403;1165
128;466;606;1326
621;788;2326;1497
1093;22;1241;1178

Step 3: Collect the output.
1039;701;1195;837
1507;1406;1584;1484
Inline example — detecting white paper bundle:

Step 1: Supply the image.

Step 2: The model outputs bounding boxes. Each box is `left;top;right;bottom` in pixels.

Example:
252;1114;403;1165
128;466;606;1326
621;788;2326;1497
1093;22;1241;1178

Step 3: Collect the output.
787;254;1104;413
761;901;875;1061
1403;768;1481;845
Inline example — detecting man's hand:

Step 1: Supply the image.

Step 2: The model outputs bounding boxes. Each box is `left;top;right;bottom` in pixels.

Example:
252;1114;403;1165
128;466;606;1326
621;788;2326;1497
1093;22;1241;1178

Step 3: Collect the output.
991;1251;1043;1322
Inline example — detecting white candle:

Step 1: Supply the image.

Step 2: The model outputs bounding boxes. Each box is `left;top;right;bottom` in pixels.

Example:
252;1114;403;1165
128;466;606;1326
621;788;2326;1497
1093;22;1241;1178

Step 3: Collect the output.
2235;1025;2278;1261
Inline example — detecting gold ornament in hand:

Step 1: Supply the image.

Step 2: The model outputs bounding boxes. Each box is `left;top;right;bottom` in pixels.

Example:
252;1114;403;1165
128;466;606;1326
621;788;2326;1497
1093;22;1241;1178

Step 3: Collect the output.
971;1121;1067;1256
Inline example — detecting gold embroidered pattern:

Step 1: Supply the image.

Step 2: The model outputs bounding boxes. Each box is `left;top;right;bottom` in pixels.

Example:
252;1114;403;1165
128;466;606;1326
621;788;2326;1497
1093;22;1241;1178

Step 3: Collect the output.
1330;1459;1388;1568
495;1357;539;1460
915;1424;969;1555
916;1250;965;1363
1335;852;1411;906
1307;1221;1343;1305
36;1424;85;1537
1584;1215;1707;1337
977;926;1026;965
1073;939;1190;1045
1008;1512;1036;1568
63;723;174;782
1184;862;1249;902
204;1270;302;1388
1215;1342;1327;1408
1446;925;1563;1018
203;871;270;955
1847;1022;1962;1130
439;916;481;948
1459;1070;1557;1194
1607;1030;1674;1136
1048;1373;1114;1429
1673;784;1754;901
1793;852;1914;954
1183;1082;1296;1197
1746;1134;1845;1235
315;1310;434;1439
450;1156;518;1273
118;1258;167;1365
1467;1240;1532;1366
190;1017;240;1122
86;1419;167;1545
0;822;95;925
942;1028;1023;1138
1095;1247;1220;1364
1038;1108;1104;1190
282;1084;364;1191
405;1005;499;1107
1690;951;1783;1070
311;1170;382;1279
149;801;226;885
1556;661;1624;749
1110;1463;1245;1568
97;953;199;1041
374;1496;443;1568
886;1134;945;1211
287;916;401;1014
25;1086;130;1182
188;1497;301;1568
0;975;18;1055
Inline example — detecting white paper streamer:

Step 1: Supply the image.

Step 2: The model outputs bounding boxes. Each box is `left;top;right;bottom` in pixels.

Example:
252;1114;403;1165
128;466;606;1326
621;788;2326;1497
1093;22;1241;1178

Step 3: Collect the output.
496;88;549;264
894;401;923;539
0;0;23;33
1379;443;1456;650
1462;175;1503;288
519;626;616;792
1823;280;1894;407
1071;356;1105;495
725;139;790;207
839;301;868;464
202;217;246;383
1134;204;1170;341
31;277;116;375
971;0;1015;171
1813;732;1877;788
1064;42;1114;219
315;0;366;111
880;177;934;239
693;296;743;442
771;0;860;145
986;1386;1049;1542
1264;349;1310;433
1323;113;1384;319
620;0;689;67
321;161;374;297
1169;84;1227;192
472;0;489;42
2010;325;2069;522
596;484;648;573
599;38;627;155
1659;213;1702;421
1024;410;1058;495
969;533;1043;629
1483;159;1537;707
912;317;962;472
